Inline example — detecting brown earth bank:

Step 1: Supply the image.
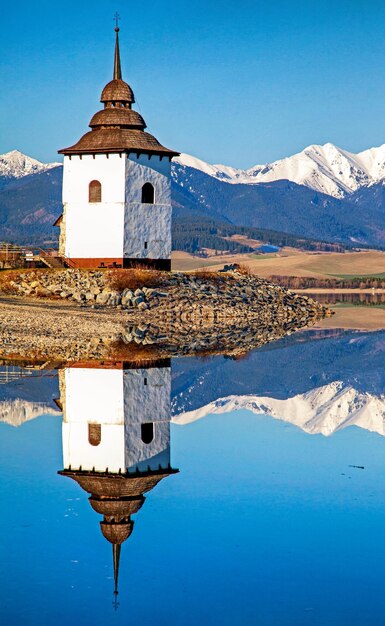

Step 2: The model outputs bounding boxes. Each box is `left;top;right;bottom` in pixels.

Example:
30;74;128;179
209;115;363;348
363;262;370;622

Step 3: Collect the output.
0;268;330;362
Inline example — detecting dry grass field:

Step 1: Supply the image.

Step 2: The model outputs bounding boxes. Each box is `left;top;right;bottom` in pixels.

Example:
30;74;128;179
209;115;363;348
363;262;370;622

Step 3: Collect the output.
171;251;227;272
172;249;385;279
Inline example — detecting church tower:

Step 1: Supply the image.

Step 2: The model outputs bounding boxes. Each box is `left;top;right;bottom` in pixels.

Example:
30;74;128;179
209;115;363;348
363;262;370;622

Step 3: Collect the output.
58;25;179;270
58;359;178;600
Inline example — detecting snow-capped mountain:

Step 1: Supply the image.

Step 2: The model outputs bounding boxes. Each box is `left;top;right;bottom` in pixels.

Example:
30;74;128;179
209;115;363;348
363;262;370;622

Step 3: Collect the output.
0;369;60;428
173;382;385;438
3;142;385;199
4;144;385;247
0;399;60;427
0;150;60;182
175;142;385;198
173;153;248;184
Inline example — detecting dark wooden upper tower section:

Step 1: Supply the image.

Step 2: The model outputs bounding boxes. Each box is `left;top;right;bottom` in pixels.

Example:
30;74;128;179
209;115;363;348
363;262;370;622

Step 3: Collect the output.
59;26;179;158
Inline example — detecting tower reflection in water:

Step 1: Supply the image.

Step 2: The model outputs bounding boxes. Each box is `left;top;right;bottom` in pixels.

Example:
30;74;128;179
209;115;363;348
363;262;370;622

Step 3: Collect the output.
58;358;178;605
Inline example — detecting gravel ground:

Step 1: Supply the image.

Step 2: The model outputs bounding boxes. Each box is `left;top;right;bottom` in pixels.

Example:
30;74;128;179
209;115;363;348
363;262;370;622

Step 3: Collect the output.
0;296;127;360
0;285;330;362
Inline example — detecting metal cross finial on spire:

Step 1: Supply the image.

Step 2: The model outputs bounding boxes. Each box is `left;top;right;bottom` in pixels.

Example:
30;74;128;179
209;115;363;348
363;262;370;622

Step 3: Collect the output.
112;592;120;612
114;12;120;32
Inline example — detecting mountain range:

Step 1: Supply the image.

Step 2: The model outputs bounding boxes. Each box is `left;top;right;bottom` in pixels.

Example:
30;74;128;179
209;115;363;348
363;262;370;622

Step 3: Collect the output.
171;328;385;410
174;142;385;198
0;370;60;427
171;328;385;437
2;144;385;247
173;382;385;438
3;328;385;438
0;398;59;427
3;377;385;437
0;150;60;185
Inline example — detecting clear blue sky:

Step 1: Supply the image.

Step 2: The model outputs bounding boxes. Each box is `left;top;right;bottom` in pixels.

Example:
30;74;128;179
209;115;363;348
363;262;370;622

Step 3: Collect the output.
2;0;385;168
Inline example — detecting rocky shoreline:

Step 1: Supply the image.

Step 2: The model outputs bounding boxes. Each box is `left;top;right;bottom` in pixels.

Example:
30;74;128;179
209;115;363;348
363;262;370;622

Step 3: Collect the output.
0;267;330;317
0;268;331;362
0;295;326;363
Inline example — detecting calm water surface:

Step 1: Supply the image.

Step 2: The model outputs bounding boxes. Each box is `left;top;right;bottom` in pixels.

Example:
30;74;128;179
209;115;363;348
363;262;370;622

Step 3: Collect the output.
2;327;385;625
309;292;385;305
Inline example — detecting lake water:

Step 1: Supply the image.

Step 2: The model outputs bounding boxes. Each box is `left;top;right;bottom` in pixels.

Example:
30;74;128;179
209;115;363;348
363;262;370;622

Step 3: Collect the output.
308;292;385;306
2;326;385;625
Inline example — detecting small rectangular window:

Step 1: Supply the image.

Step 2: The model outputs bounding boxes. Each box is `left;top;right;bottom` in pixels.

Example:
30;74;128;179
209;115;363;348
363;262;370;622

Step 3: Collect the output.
144;241;148;249
144;377;147;386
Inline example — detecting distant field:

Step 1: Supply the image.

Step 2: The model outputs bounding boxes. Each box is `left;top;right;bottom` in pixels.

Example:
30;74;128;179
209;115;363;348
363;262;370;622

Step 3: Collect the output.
333;302;385;309
172;249;385;279
171;252;226;271
330;272;385;279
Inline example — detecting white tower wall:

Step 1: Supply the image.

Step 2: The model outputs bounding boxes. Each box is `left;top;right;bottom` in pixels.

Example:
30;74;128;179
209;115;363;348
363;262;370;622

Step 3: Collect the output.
62;154;126;260
61;153;172;264
123;367;171;424
61;365;172;474
62;154;126;204
123;367;171;471
125;421;171;472
62;368;125;473
124;155;172;259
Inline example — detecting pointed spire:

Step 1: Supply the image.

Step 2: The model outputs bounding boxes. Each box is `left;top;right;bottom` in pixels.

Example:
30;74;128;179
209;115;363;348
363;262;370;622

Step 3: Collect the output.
113;543;121;598
113;21;122;80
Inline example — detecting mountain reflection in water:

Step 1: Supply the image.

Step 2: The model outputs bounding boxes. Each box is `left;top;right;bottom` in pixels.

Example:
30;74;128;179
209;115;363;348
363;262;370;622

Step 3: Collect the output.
2;328;385;624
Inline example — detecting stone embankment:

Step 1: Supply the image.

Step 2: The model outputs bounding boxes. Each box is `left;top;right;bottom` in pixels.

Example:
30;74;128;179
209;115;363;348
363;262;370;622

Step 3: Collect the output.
0;268;330;324
0;297;325;364
117;315;316;359
0;268;331;362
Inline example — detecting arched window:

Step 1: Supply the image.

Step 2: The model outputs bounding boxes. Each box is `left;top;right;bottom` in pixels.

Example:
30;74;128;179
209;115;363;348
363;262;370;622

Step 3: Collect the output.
89;180;102;203
88;423;102;446
141;182;155;204
141;422;154;444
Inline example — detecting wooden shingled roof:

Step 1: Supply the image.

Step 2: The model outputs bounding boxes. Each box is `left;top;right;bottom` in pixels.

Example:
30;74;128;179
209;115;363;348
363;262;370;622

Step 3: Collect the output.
59;28;179;158
101;79;135;104
60;128;178;156
89;107;146;129
59;468;177;499
59;465;178;596
59;467;178;546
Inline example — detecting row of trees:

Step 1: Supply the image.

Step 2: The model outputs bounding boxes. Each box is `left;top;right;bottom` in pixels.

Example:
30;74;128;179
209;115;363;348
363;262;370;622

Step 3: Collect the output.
172;220;254;254
268;275;385;289
234;226;346;252
172;217;348;254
